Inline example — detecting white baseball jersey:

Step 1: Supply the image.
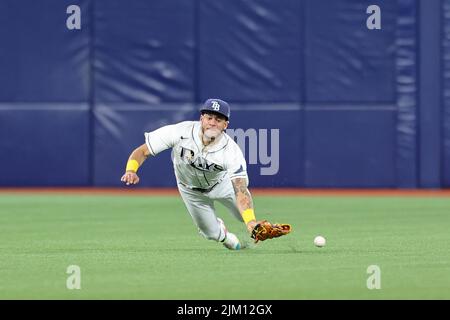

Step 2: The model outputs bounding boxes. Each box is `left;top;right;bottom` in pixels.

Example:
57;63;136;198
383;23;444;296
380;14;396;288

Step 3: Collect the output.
144;121;248;190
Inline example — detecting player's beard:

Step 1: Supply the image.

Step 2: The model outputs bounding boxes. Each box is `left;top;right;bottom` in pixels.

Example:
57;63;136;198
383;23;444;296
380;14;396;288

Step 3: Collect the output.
203;128;222;144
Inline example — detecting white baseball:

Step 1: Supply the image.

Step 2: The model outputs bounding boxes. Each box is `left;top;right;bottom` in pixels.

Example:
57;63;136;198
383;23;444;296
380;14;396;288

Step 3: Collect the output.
314;236;326;247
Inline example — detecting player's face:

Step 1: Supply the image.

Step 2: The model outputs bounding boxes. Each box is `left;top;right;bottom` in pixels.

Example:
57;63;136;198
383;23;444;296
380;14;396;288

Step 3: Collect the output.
200;113;229;143
200;113;228;133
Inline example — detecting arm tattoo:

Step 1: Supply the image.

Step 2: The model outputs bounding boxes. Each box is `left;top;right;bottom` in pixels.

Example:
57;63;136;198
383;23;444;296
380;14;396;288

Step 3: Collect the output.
232;178;253;210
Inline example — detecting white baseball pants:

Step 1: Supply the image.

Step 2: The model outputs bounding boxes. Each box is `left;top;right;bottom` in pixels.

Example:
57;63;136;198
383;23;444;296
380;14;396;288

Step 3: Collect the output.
177;178;244;242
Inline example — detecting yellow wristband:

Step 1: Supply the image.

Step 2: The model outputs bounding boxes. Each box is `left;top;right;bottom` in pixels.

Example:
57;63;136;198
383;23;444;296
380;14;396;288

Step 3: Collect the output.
242;209;256;224
126;159;140;173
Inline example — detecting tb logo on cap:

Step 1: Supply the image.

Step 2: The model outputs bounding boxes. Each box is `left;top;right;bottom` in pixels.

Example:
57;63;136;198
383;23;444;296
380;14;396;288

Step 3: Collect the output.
211;101;221;111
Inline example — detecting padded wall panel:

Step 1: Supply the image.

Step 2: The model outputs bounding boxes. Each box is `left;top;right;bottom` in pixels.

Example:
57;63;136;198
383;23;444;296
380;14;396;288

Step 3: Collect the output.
198;0;302;102
0;0;442;189
0;0;90;102
305;0;397;102
226;104;303;187
0;104;90;186
443;0;450;187
93;104;197;187
93;0;195;103
304;108;396;187
396;0;418;188
419;0;442;188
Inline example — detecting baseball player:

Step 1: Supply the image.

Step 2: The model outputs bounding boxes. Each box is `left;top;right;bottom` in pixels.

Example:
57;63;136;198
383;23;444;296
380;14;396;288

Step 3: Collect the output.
121;98;291;250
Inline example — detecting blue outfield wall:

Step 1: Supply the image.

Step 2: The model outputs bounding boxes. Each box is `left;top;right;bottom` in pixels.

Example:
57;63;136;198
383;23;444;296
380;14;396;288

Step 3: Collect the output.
0;0;447;188
444;0;450;187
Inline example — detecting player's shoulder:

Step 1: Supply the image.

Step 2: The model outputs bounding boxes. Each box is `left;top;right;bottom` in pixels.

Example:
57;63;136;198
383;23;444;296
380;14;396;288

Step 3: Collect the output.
223;132;243;153
173;120;197;128
170;120;197;133
222;133;247;167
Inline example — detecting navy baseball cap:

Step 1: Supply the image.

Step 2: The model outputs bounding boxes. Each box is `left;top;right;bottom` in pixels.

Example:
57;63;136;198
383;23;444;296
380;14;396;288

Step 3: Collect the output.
200;98;230;121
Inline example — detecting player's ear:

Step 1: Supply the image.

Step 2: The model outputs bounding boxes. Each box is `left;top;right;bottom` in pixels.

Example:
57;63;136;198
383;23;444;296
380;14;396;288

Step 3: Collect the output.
223;121;229;130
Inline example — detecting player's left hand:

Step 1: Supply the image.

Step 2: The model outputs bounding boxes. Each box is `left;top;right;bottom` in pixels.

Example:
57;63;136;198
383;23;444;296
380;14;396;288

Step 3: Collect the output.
250;220;291;243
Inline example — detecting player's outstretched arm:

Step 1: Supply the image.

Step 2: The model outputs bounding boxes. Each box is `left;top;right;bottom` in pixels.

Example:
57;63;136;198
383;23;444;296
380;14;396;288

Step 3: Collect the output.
232;177;292;243
120;143;151;185
231;177;257;233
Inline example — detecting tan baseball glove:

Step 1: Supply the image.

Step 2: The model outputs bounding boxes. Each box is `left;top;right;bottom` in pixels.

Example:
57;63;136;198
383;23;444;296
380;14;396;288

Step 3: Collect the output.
251;220;292;243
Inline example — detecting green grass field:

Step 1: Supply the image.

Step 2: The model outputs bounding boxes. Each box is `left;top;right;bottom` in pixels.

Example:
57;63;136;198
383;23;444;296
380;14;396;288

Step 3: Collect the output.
1;192;449;299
